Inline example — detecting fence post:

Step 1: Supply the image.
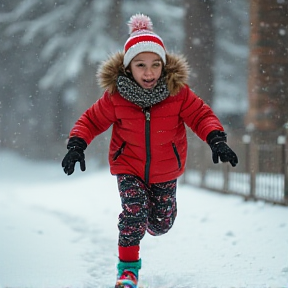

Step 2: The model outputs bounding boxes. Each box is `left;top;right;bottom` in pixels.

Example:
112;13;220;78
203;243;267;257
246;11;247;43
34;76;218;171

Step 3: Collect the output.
249;134;258;200
223;164;229;193
243;134;251;198
200;145;207;188
284;124;288;204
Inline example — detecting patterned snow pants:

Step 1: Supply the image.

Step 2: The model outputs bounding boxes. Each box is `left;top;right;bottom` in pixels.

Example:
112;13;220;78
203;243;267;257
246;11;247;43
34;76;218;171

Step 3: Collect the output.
117;174;177;247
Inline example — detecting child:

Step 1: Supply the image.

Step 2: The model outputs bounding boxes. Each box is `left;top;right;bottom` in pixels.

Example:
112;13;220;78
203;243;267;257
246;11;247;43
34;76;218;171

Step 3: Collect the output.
61;14;238;288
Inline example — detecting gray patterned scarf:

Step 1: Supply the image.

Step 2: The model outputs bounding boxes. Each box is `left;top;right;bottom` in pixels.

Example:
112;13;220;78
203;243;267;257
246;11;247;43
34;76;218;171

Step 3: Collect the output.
116;75;170;108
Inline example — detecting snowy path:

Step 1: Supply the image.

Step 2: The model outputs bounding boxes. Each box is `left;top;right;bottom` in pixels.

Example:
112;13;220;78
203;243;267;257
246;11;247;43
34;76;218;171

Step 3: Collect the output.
0;152;288;288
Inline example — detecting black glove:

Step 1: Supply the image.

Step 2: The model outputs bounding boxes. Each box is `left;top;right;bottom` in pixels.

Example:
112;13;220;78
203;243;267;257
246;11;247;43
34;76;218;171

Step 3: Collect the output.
61;137;87;175
207;130;238;167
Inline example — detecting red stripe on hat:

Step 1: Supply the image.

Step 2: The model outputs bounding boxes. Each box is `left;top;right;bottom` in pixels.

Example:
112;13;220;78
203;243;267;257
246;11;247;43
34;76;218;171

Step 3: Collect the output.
125;35;165;52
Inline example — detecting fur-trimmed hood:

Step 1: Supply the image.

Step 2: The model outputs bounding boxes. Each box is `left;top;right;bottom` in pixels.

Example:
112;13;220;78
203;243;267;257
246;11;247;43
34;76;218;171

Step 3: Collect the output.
96;52;190;96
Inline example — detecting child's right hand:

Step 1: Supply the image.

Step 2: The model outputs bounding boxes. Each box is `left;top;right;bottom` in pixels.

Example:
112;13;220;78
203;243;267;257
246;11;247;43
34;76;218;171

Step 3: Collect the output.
61;137;87;175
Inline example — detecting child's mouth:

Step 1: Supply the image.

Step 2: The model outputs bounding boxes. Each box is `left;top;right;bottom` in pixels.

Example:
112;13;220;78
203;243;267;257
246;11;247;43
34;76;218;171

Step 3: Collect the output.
142;78;155;88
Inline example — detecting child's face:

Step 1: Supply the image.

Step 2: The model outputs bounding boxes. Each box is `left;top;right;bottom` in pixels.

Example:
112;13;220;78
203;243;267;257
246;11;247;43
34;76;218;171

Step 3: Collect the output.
129;52;163;89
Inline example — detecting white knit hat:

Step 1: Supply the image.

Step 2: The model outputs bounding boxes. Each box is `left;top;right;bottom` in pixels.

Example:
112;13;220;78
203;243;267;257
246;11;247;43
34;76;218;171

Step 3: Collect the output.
123;14;166;68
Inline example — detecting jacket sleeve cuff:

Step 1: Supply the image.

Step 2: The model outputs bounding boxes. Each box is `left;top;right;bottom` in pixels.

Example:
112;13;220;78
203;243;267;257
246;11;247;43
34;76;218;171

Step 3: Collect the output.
206;130;227;145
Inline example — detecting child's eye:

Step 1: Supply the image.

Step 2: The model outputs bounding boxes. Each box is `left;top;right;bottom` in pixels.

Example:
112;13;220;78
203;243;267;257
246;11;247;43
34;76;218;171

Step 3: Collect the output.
136;63;145;67
153;62;161;67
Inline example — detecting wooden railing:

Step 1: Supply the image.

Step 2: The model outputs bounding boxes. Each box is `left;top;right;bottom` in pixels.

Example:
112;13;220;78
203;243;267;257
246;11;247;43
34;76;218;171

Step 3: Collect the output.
183;128;288;206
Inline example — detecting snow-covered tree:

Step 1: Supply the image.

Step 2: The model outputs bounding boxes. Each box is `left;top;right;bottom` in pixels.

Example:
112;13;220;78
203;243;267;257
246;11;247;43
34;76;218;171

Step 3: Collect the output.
1;1;121;89
1;0;184;89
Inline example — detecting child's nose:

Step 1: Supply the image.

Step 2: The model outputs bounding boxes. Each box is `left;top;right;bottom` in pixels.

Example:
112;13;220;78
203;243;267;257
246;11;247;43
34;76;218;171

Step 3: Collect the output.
144;67;153;76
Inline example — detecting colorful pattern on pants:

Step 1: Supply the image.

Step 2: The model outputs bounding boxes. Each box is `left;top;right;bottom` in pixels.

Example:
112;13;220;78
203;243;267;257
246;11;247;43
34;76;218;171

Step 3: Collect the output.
117;174;177;247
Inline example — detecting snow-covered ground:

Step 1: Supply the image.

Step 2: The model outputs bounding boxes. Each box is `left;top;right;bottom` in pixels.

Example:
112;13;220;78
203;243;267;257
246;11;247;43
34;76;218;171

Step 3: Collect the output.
0;151;288;288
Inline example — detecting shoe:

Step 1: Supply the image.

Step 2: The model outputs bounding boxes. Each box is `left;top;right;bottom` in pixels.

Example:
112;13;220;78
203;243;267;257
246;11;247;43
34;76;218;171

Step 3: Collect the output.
115;259;141;288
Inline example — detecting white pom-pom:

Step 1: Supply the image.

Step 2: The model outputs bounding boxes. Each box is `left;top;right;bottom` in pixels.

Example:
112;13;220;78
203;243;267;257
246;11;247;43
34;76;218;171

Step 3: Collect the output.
127;13;153;34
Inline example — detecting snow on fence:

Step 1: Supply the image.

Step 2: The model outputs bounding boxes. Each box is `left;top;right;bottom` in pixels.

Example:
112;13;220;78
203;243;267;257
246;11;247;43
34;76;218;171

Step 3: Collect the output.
183;129;288;206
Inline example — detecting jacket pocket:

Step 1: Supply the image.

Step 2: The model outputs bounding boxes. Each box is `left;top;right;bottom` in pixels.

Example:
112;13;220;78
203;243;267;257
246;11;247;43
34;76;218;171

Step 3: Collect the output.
172;143;181;169
113;142;126;161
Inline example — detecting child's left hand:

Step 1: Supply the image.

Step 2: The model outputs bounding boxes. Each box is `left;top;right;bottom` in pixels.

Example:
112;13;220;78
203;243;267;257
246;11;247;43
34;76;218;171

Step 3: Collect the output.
210;141;238;167
207;130;238;167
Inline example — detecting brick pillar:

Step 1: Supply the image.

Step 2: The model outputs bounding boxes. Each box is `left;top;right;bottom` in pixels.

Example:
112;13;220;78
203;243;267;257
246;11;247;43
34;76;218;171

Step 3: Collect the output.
246;0;288;131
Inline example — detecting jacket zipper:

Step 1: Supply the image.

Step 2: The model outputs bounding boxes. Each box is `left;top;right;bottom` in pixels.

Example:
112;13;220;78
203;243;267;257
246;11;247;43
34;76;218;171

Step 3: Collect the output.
144;107;151;184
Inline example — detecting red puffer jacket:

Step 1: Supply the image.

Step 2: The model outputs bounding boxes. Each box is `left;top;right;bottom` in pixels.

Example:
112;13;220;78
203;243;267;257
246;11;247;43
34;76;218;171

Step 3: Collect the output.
70;52;224;184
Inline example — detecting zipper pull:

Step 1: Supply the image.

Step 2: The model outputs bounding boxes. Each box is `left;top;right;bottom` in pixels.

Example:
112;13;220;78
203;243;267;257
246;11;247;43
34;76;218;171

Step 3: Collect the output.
144;107;151;121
